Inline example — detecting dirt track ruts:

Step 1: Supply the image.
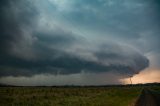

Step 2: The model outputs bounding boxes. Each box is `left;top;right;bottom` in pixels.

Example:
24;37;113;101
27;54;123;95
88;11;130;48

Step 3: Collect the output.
134;88;160;106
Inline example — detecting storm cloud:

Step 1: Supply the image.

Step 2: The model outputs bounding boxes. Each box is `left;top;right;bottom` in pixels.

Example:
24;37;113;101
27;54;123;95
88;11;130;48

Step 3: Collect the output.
1;0;159;85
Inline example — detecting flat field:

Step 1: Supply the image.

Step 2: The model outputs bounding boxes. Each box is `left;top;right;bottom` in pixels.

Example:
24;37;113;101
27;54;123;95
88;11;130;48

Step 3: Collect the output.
0;86;160;106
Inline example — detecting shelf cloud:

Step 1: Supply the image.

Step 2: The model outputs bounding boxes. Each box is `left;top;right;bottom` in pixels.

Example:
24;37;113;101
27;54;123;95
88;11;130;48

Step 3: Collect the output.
0;0;159;85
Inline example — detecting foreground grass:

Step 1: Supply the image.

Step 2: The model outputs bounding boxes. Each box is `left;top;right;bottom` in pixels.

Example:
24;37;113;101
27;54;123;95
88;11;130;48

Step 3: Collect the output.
0;86;158;106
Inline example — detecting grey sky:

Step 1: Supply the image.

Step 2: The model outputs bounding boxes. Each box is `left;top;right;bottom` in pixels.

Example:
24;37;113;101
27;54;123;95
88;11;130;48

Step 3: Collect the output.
0;0;159;85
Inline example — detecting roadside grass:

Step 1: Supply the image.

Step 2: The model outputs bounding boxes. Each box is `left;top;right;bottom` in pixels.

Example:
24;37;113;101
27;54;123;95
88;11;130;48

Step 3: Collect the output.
0;86;158;106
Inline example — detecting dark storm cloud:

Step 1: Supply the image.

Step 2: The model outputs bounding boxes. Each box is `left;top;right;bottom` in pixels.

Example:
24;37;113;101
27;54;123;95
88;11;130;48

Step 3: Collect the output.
54;0;160;40
0;41;149;77
52;0;160;69
0;0;38;55
0;0;149;77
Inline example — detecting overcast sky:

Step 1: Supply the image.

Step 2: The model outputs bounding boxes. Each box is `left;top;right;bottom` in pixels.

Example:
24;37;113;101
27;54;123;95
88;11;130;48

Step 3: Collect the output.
0;0;160;85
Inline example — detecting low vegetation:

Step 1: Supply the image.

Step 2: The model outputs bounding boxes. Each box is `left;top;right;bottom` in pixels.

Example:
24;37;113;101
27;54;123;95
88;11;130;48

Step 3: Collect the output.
0;85;159;106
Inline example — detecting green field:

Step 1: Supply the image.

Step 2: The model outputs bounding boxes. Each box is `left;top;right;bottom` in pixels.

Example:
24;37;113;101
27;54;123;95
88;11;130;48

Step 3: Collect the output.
0;86;160;106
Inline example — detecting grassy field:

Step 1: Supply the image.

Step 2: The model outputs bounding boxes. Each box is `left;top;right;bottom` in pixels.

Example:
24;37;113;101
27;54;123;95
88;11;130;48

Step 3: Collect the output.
0;86;160;106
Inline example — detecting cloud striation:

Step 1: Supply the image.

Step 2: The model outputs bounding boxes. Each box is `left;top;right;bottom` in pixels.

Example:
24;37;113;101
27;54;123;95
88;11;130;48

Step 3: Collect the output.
0;0;149;79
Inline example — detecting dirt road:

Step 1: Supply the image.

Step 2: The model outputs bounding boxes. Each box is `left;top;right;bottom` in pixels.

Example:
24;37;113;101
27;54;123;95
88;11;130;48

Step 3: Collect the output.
134;88;160;106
